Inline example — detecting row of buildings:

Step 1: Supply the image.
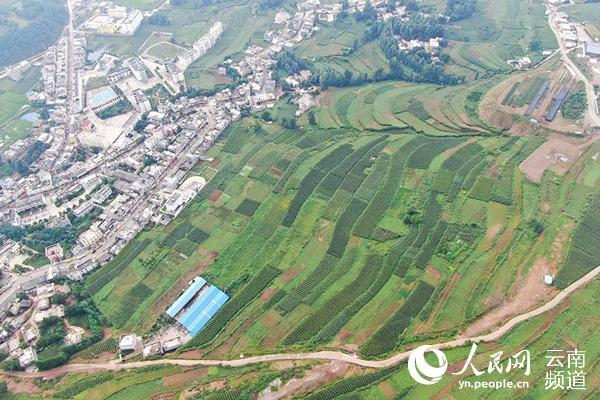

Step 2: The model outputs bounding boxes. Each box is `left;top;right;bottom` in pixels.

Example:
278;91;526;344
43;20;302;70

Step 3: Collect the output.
176;22;224;71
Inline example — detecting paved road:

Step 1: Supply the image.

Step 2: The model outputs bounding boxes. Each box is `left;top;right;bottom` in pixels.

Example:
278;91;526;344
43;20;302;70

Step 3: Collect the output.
547;9;600;127
5;265;598;379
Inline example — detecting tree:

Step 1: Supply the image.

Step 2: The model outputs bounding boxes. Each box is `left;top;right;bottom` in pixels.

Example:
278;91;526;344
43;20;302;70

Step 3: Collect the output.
261;111;273;122
281;117;297;129
2;359;22;371
529;40;542;52
307;110;316;125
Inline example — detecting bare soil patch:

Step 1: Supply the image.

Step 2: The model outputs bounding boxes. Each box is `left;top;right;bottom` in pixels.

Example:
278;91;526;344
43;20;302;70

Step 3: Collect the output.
463;252;559;337
208;189;223;202
425;266;442;284
163;367;208;388
519;134;599;182
259;361;353;400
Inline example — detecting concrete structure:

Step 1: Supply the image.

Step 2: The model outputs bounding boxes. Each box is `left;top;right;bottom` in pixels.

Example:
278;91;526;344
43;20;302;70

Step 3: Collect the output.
45;244;64;263
132;89;152;113
18;347;37;368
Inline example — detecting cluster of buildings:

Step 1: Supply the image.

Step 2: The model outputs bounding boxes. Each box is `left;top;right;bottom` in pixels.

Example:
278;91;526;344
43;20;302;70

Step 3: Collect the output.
5;61;32;82
38;32;86;109
553;11;579;48
0;282;75;370
116;276;228;359
263;6;319;51
176;22;224;71
398;37;442;54
0;0;324;368
81;3;144;36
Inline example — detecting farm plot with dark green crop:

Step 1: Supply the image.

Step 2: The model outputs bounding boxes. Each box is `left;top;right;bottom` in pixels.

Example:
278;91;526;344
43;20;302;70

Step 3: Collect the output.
83;99;589;363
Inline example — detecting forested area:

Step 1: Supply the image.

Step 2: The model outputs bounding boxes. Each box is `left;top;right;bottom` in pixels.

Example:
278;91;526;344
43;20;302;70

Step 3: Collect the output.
0;0;67;68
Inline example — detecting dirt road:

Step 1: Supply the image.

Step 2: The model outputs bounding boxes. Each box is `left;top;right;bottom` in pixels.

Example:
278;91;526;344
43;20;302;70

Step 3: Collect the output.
4;265;598;379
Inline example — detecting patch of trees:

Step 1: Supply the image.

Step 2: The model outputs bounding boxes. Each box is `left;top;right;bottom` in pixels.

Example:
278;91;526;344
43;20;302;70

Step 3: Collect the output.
35;283;106;370
0;206;101;254
0;0;68;68
96;99;133;120
258;0;287;10
446;0;476;22
147;14;169;25
275;50;312;75
355;1;378;22
562;82;587;120
0;140;50;177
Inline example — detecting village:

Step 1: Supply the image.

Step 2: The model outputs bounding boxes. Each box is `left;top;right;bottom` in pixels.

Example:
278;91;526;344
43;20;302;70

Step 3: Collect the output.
0;0;328;371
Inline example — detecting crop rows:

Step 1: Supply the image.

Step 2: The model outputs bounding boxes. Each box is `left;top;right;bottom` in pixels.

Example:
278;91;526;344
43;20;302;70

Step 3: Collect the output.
221;125;246;154
360;281;435;357
394;193;442;276
77;338;118;359
437;223;481;260
282;144;354;226
316;137;387;199
432;168;455;193
248;150;279;180
406;138;465;169
232;143;263;174
354;154;389;202
490;163;515;205
327;198;368;258
303;365;400;400
413;221;449;269
463;159;490;191
352;148;405;238
187;266;280;348
555;192;600;288
54;373;114;398
290;253;341;302
304;248;360;305
468;176;495;201
282;252;384;345
314;246;401;343
254;198;287;239
108;282;153;328
198;165;232;199
86;238;152;294
235;198;261;217
273;150;312;193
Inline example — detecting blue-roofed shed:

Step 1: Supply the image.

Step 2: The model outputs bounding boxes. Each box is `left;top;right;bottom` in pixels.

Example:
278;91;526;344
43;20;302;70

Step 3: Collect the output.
166;277;206;318
177;286;229;336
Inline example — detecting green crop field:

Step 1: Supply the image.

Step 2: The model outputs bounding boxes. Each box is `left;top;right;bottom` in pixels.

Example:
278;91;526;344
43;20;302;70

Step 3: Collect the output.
83;85;598;368
87;0;275;77
313;80;496;135
0;66;41;151
444;0;557;80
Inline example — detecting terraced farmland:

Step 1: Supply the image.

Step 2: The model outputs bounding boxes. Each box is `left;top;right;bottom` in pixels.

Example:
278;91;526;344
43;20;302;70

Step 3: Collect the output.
314;80;495;135
85;97;599;362
444;0;557;80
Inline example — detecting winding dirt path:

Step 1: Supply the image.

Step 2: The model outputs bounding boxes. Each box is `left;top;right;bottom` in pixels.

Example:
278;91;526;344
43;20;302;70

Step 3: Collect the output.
4;265;598;379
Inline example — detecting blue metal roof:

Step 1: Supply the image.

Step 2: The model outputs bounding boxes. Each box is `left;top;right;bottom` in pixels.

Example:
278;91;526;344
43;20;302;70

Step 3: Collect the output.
89;88;118;107
177;286;229;336
166;277;206;318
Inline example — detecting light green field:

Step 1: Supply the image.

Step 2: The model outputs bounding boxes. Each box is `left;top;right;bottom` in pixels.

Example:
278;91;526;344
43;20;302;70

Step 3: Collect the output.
445;0;557;80
313;80;497;135
0;66;40;150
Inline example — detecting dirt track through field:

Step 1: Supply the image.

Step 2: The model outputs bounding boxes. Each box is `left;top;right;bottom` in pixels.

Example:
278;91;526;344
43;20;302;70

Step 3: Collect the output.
3;265;599;379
